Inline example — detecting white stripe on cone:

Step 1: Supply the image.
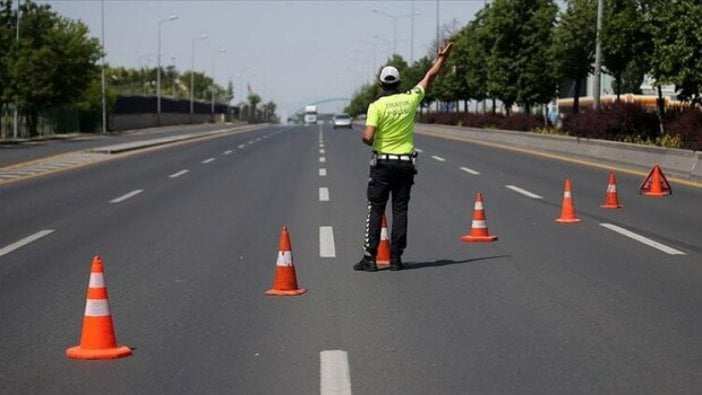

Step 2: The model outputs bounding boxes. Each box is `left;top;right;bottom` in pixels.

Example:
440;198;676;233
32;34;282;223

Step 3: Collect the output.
474;201;484;210
89;273;105;288
564;191;572;198
84;299;111;317
607;184;616;192
471;220;487;229
380;227;389;240
276;251;293;266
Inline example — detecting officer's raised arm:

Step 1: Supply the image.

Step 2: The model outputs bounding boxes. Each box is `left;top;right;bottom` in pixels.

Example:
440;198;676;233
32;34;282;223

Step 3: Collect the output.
418;42;453;91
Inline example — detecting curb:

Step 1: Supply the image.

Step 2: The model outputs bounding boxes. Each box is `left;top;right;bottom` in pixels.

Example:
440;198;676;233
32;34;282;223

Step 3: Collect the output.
415;123;701;185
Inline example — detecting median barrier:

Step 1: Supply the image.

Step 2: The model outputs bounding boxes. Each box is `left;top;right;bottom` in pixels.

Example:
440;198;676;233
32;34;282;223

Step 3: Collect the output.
88;124;267;154
415;123;701;183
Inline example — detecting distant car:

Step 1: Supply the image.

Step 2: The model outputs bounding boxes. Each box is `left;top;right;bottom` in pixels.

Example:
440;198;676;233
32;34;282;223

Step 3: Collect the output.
332;113;353;129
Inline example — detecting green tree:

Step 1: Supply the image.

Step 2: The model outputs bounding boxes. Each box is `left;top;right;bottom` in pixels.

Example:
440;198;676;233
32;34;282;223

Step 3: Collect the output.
648;0;702;106
552;0;597;113
601;0;652;100
461;11;491;112
516;0;559;113
247;92;261;122
485;0;521;114
1;0;15;136
4;0;102;135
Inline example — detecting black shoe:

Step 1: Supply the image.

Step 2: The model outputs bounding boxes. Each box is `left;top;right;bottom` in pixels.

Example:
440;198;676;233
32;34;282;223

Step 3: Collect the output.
353;256;378;272
390;257;404;271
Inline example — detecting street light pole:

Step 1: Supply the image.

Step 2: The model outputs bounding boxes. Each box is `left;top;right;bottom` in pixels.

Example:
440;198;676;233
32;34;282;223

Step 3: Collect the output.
410;1;415;63
211;48;226;119
370;8;421;59
593;0;604;110
157;15;178;126
101;0;106;133
13;0;20;139
190;34;208;123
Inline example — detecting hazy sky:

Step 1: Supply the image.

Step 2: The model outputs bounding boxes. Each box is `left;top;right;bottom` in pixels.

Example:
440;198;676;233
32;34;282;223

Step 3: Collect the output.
41;0;489;118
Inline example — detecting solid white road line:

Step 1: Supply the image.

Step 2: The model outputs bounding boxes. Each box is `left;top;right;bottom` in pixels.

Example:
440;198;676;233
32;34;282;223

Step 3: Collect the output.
319;226;336;258
432;155;446;162
202;158;215;164
110;189;143;203
319;168;327;176
600;223;686;255
505;185;543;199
319;187;330;201
460;166;481;175
0;230;55;258
320;350;351;395
224;150;232;155
169;169;189;178
319;157;326;163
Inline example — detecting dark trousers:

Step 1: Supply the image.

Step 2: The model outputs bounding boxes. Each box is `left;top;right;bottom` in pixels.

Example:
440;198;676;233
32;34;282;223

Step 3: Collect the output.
364;160;416;259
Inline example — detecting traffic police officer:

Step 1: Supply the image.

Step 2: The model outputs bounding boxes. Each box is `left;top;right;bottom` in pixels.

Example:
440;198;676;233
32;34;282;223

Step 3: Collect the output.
354;42;453;272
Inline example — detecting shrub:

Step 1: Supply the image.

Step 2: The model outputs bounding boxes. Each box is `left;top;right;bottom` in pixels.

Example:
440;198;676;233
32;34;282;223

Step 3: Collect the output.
664;108;702;151
498;113;544;132
562;103;660;142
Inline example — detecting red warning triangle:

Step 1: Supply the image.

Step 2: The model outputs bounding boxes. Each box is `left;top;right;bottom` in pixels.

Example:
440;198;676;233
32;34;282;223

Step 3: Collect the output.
639;165;672;196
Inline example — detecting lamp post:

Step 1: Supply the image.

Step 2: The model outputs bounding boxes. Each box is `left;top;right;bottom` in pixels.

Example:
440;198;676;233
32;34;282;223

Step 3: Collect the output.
157;15;178;125
13;0;20;138
370;8;420;58
190;34;208;123
593;0;604;110
372;34;393;61
211;48;226;118
357;38;378;76
101;0;106;133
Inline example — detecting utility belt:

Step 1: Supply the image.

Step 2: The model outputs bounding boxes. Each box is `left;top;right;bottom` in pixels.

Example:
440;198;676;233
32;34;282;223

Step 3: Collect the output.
370;151;418;166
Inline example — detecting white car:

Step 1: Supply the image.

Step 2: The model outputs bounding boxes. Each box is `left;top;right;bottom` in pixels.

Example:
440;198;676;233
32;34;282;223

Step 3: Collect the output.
332;114;353;129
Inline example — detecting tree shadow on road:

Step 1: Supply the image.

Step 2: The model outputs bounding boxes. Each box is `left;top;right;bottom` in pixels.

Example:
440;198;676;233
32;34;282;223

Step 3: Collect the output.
402;254;510;271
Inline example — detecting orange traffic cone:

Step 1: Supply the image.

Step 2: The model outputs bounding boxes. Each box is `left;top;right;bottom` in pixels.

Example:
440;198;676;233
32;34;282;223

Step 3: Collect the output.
461;193;498;242
376;215;391;266
640;164;672;197
265;226;307;296
556;178;582;223
601;171;623;209
66;256;132;360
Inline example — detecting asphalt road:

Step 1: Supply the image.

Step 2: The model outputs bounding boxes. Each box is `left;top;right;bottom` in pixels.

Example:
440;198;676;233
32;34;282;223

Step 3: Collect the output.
0;123;237;167
1;124;700;394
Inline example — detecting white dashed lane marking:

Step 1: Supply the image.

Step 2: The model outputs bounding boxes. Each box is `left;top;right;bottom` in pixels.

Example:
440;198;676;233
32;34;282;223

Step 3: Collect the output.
202;158;215;164
431;155;446;162
238;144;245;149
319;168;327;176
319;227;336;258
600;223;686;255
169;170;189;179
319;187;329;202
0;230;55;258
110;189;143;203
460;167;480;175
505;185;543;199
319;157;326;163
320;350;351;395
223;150;232;155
